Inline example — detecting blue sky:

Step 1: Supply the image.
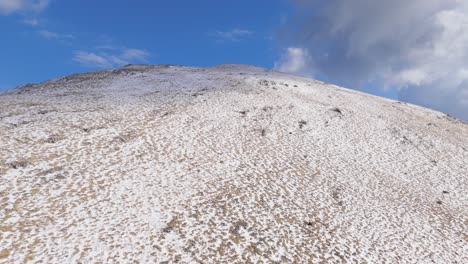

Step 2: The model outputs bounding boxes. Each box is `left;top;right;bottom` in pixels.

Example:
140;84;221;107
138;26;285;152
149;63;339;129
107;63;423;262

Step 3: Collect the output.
0;0;467;120
0;0;290;90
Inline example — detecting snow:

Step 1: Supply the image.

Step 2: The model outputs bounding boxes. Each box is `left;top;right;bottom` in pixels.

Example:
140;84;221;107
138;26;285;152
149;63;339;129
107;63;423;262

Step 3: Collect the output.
0;64;467;263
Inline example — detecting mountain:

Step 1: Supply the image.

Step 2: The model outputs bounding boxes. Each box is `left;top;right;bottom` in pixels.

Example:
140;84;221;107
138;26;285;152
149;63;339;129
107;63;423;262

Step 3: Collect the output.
0;64;467;263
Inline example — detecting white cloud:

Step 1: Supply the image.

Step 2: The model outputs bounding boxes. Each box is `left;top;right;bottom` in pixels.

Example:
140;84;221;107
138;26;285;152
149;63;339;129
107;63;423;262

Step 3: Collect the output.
280;0;468;120
73;48;150;69
274;47;313;78
0;0;49;15
214;28;253;42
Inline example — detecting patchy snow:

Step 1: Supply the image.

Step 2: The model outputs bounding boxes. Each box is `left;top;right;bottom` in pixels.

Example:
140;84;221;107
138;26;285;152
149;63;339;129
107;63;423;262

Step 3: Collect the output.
0;64;467;263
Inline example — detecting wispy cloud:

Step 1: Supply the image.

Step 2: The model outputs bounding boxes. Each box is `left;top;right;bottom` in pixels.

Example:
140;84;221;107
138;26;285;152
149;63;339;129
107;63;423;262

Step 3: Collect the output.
37;30;74;40
214;28;253;42
22;18;40;26
119;48;149;62
73;51;113;68
0;0;49;15
73;47;150;68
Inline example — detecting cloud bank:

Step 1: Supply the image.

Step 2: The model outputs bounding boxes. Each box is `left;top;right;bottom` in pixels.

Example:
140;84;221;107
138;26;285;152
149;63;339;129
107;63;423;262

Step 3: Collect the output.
0;0;49;14
276;0;468;120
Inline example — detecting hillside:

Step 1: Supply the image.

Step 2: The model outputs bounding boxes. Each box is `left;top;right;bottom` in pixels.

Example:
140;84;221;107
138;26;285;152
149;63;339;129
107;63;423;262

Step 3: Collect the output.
0;64;467;263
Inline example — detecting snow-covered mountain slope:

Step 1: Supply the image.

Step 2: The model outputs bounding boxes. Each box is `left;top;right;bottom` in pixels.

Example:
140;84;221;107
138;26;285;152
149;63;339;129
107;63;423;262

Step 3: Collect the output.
0;64;467;263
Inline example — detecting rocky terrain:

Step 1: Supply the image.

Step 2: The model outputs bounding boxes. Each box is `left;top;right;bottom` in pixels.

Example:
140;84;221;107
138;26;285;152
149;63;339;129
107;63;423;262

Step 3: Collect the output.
0;64;467;263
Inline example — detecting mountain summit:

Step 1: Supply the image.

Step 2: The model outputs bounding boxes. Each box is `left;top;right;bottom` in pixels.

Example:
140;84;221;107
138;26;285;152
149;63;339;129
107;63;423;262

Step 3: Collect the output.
1;64;467;263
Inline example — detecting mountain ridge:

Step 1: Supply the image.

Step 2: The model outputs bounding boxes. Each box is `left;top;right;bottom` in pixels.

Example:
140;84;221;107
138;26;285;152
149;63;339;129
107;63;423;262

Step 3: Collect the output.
5;63;467;125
